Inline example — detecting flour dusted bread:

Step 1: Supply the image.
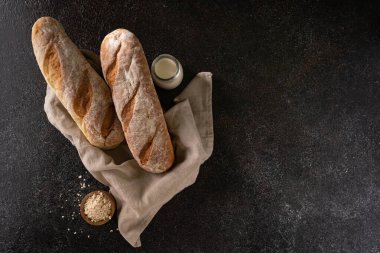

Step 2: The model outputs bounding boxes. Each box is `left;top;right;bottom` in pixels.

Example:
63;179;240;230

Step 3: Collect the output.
32;17;124;149
100;29;174;173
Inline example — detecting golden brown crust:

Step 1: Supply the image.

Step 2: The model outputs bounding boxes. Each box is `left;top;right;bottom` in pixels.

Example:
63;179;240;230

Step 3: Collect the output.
32;17;124;149
100;29;174;173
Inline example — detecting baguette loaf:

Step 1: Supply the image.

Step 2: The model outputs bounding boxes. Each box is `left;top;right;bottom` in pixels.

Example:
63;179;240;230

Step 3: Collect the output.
100;29;174;173
32;17;124;149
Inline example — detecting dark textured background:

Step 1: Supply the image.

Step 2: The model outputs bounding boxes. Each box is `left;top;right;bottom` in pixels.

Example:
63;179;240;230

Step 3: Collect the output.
1;0;380;252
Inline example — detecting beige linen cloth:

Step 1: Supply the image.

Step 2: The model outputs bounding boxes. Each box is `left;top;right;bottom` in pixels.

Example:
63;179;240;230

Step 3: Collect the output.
44;70;213;247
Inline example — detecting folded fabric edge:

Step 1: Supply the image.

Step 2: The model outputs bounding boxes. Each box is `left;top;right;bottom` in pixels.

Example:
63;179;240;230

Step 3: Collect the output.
173;72;214;161
173;72;212;103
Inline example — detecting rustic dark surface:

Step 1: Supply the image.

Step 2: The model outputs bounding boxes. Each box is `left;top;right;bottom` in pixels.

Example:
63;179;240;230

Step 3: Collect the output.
1;0;380;252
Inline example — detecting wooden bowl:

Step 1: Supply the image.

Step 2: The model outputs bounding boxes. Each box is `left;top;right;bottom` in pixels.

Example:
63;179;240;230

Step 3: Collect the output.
80;190;116;226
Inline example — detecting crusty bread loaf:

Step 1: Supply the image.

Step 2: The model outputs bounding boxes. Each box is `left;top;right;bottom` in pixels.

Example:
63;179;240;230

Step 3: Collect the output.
32;17;124;149
100;29;174;173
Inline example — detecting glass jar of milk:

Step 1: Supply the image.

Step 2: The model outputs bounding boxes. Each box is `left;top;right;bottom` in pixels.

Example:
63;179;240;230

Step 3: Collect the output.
151;54;183;90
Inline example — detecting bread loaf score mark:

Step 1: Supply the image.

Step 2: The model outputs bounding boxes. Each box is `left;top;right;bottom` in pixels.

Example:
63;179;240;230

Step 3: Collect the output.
105;43;121;87
73;69;92;118
139;127;158;166
121;93;136;133
101;105;117;138
43;43;63;91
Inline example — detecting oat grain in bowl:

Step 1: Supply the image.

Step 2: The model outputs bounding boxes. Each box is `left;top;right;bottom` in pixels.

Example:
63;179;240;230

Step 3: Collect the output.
80;190;116;225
